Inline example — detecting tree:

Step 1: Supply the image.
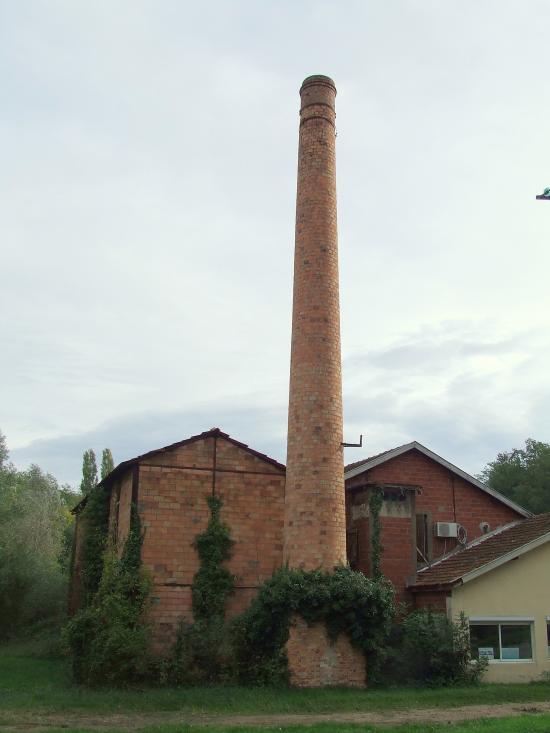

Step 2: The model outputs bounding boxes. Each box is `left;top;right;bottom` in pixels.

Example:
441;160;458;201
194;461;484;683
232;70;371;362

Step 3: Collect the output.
0;431;8;469
100;449;114;480
0;431;76;636
80;449;98;495
479;439;550;515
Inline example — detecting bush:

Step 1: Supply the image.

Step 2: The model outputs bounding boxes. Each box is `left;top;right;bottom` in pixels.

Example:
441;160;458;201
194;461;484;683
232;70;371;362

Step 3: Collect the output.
232;565;396;685
65;509;152;685
161;619;235;686
374;609;487;686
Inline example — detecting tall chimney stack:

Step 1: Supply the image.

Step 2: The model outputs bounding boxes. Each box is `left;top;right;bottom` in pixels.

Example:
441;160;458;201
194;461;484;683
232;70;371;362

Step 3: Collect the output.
284;75;347;571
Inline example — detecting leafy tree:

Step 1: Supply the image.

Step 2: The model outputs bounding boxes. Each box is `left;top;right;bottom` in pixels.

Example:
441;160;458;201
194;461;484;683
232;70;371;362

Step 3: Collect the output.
479;439;550;514
80;449;98;495
0;431;77;637
0;431;8;469
100;448;114;480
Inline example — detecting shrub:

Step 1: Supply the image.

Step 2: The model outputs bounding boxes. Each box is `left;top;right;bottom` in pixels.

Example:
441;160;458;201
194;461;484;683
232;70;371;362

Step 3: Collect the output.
374;609;487;686
161;618;235;685
65;508;152;685
232;565;396;685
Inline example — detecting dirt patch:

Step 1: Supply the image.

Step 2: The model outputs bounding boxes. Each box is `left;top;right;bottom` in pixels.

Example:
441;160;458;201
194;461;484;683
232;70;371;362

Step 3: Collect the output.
1;701;550;731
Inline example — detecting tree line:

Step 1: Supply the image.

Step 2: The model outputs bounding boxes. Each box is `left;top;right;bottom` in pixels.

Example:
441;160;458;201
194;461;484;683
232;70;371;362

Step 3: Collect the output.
478;438;550;515
0;431;113;639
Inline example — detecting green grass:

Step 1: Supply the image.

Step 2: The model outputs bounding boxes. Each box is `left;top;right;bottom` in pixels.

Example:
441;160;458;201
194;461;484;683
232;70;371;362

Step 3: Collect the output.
13;716;550;733
1;642;550;717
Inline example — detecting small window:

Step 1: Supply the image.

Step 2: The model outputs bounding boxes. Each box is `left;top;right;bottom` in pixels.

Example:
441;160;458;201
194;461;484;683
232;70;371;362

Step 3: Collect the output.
470;622;533;662
547;621;550;658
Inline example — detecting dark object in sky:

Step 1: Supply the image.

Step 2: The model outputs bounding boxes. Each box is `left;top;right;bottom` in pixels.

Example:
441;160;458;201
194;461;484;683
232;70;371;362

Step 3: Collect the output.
536;187;550;200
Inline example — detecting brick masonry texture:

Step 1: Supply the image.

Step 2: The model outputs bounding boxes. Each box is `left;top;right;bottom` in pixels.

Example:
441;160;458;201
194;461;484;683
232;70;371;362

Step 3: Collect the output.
133;434;285;651
414;590;451;612
284;75;347;571
346;448;523;606
413;512;550;588
69;436;528;660
286;615;365;687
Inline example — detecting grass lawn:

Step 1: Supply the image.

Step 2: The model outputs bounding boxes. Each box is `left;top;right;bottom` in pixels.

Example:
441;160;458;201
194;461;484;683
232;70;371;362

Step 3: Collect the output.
2;648;550;715
1;640;550;733
14;716;550;733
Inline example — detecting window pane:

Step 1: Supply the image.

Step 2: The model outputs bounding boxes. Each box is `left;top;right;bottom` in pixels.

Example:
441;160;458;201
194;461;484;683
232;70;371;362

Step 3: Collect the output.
501;625;532;660
470;624;500;660
547;623;550;658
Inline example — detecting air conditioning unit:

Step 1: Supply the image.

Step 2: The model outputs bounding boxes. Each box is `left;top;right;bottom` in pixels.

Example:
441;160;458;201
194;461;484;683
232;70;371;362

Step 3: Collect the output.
434;522;458;538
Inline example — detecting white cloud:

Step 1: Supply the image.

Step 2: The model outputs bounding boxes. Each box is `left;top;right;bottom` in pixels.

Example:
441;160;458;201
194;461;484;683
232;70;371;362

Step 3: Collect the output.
2;1;550;484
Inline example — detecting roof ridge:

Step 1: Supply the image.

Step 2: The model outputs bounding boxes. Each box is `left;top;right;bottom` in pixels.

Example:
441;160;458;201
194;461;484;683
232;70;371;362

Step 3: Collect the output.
344;441;530;518
344;443;413;472
101;426;285;485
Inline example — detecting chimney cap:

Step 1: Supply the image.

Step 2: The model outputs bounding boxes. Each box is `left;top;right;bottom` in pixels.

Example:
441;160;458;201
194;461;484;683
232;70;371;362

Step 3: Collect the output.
300;75;336;93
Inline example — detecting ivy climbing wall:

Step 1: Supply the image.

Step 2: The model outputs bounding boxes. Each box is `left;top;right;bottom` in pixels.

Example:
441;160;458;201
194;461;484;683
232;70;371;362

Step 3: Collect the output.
135;433;286;651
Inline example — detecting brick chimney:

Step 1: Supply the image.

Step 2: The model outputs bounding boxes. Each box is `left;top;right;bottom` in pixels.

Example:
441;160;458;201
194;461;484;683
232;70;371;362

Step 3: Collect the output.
284;75;347;571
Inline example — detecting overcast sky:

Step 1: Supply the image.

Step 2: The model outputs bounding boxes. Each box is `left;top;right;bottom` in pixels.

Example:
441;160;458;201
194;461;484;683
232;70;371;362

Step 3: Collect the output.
2;0;549;487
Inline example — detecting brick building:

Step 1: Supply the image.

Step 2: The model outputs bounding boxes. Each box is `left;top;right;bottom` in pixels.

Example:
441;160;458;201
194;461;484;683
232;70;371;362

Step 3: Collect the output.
70;429;529;650
344;441;529;607
70;428;286;650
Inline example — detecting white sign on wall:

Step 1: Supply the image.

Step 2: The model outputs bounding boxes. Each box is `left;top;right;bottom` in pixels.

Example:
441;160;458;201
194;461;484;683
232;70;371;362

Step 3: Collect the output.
478;647;495;660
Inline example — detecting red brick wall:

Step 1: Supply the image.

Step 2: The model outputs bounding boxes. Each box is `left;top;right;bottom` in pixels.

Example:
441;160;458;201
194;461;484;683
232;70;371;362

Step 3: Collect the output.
117;471;133;554
413;591;451;613
286;616;365;687
346;485;416;604
285;75;347;571
136;435;285;651
345;449;523;604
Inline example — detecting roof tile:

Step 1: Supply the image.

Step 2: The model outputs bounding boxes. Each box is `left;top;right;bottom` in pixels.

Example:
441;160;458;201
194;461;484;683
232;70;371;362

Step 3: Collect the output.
411;513;550;588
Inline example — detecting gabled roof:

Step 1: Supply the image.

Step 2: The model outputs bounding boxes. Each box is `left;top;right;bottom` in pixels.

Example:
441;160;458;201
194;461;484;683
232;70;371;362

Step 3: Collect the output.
101;427;286;488
72;428;285;514
344;440;530;518
410;513;550;590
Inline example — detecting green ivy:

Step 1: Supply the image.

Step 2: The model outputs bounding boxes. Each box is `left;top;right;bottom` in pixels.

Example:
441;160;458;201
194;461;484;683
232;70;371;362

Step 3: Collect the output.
192;495;235;622
79;483;111;604
232;565;396;685
369;489;383;580
162;495;236;685
65;505;152;685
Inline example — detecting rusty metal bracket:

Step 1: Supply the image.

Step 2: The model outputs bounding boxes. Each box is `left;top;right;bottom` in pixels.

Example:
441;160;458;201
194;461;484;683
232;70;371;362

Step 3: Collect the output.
341;435;363;448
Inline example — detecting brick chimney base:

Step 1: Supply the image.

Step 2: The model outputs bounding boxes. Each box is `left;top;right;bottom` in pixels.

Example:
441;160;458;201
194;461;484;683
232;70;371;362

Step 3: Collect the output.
286;615;366;687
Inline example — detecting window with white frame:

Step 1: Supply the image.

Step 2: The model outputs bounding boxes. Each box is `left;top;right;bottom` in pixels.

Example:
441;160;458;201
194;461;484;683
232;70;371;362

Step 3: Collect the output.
469;619;533;661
